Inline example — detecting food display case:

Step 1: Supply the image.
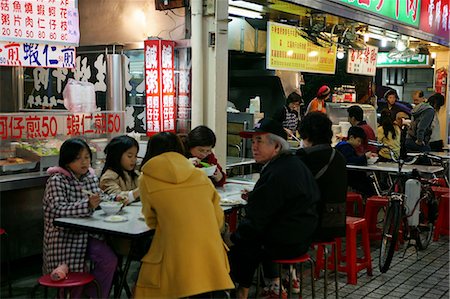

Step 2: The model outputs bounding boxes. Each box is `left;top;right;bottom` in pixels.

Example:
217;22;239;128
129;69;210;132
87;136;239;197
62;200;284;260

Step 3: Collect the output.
0;111;125;261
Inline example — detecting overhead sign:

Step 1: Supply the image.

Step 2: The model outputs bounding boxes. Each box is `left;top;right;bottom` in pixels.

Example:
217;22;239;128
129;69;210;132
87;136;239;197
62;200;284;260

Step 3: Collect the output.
376;52;431;67
347;45;379;76
0;0;79;46
0;41;75;68
144;39;176;136
419;0;449;44
266;22;337;74
339;0;421;27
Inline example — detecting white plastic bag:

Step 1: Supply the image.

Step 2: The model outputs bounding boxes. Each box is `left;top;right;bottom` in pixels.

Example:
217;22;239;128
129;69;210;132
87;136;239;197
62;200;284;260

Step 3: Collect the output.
63;78;97;113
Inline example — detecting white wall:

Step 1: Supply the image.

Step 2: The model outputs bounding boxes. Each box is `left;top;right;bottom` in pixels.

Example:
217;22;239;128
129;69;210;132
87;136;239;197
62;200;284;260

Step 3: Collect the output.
78;0;186;47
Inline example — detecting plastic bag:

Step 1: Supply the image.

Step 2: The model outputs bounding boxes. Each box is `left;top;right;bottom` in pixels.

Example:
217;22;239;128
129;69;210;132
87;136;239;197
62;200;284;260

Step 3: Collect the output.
63;78;97;113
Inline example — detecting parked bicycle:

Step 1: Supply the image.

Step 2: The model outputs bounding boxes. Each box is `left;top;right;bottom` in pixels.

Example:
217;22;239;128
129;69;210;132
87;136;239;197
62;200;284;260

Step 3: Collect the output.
374;142;440;273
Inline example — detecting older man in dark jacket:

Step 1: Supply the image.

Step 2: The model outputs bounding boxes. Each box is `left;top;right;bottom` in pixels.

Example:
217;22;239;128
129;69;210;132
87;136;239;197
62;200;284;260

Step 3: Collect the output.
225;118;319;299
406;90;435;152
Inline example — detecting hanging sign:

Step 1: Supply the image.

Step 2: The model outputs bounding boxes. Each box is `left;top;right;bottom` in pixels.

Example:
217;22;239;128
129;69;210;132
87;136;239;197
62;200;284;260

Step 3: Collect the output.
0;41;75;68
266;22;337;74
0;111;124;140
376;52;431;67
0;0;80;46
419;0;449;45
347;45;379;76
338;0;421;27
144;39;176;136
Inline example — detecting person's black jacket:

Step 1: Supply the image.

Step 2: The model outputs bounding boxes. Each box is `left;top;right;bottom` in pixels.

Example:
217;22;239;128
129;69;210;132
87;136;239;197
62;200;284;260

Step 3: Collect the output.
232;152;319;258
297;145;347;240
336;141;367;165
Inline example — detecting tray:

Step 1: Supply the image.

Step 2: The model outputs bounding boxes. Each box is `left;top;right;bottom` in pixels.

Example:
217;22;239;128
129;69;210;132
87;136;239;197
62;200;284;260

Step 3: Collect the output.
0;159;38;173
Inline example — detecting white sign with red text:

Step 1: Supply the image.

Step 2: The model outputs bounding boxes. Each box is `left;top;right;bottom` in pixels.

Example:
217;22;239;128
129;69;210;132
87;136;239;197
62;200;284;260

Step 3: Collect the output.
0;0;79;46
347;45;379;76
0;41;75;67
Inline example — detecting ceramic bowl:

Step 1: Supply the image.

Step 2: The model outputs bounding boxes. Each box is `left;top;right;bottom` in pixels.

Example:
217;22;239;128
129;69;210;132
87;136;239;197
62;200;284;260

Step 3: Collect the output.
99;201;122;215
201;165;217;177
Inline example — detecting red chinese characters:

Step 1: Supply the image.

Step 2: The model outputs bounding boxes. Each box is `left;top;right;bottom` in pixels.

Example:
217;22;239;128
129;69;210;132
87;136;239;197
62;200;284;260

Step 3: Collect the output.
144;40;176;136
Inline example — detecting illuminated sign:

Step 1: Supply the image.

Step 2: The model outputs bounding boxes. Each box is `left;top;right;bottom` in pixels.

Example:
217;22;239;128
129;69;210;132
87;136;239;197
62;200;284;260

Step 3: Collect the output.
376;52;431;67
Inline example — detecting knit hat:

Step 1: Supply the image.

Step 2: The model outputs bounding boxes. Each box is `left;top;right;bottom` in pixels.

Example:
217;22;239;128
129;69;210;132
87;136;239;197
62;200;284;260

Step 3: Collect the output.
239;118;287;140
317;85;331;98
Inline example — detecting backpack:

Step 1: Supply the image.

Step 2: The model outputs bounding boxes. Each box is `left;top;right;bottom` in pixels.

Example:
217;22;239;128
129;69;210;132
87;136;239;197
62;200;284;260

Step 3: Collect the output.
297;146;347;240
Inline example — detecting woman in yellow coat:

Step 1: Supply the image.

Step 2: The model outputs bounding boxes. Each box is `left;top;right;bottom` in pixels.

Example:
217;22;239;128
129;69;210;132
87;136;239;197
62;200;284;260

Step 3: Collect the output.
135;132;235;298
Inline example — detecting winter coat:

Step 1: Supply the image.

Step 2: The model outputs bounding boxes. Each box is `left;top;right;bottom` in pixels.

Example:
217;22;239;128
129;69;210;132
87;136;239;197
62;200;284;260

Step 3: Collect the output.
336;141;367;166
407;102;435;144
297;145;347;240
135;152;234;298
42;167;102;274
377;125;401;160
100;169;140;202
356;121;377;155
231;152;320;258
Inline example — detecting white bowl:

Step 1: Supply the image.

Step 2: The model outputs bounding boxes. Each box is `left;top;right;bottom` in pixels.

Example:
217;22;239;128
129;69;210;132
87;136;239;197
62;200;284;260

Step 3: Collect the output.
99;201;122;215
367;157;378;165
201;165;217;177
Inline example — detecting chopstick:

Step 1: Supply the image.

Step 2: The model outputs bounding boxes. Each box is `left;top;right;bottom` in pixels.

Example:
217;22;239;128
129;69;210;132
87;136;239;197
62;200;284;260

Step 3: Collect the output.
81;189;94;196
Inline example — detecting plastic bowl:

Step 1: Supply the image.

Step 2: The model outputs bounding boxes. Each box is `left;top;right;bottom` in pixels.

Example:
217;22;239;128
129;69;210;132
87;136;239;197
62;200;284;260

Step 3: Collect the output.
367;157;378;165
99;201;122;215
201;165;217;177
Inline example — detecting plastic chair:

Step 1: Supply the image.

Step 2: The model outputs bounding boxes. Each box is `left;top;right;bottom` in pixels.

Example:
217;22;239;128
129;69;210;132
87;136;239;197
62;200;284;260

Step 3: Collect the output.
0;228;12;297
346;192;364;217
364;196;389;240
312;239;339;298
336;217;372;285
31;272;100;299
272;254;315;299
433;192;450;241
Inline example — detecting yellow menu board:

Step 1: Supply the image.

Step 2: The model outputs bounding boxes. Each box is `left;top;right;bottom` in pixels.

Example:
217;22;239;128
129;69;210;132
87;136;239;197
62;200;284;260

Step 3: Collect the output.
266;22;337;74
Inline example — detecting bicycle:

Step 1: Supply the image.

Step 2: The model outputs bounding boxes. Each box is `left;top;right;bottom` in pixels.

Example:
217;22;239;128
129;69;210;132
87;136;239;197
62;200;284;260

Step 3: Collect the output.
376;145;440;273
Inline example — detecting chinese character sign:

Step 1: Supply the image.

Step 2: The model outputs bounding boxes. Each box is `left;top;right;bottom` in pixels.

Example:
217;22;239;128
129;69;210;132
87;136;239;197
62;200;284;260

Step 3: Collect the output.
144;40;176;136
339;0;421;27
419;0;449;44
0;0;79;46
347;45;379;76
0;41;75;67
0;111;124;140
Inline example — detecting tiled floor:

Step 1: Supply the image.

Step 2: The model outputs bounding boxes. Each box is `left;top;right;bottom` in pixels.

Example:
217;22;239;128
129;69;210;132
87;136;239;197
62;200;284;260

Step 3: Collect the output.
1;237;449;298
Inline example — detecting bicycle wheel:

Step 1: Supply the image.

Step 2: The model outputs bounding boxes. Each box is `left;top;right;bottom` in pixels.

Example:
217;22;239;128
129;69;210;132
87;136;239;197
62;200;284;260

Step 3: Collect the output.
379;199;402;273
415;188;437;250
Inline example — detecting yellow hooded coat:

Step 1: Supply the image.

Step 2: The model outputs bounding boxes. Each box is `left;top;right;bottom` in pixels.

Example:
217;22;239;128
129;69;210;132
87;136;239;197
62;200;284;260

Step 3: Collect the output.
134;152;234;298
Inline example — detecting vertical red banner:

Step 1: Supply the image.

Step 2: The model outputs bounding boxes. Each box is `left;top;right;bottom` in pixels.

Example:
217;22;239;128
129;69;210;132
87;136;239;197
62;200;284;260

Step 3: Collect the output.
144;39;176;136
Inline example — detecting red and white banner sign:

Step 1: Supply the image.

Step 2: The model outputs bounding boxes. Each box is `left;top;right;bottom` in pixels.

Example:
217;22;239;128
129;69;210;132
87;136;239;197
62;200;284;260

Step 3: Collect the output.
0;0;80;46
0;111;124;140
144;39;176;136
347;45;379;76
419;0;449;44
0;41;75;67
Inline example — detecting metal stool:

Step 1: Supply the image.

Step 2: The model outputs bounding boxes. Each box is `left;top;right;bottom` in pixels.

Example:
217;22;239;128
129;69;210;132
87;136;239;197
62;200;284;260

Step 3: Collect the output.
313;240;339;298
31;272;100;299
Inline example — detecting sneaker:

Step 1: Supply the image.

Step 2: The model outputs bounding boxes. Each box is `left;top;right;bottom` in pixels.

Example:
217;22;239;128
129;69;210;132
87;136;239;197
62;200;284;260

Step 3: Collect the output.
283;278;300;294
260;284;287;299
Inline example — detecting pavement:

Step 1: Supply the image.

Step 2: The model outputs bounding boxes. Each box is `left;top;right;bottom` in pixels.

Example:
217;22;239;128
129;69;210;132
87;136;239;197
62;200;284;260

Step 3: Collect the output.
1;236;449;298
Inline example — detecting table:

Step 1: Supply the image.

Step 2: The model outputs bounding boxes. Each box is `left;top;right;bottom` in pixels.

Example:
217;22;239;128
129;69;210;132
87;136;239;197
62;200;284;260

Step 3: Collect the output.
347;162;444;175
54;203;152;298
408;152;450;159
347;162;444;196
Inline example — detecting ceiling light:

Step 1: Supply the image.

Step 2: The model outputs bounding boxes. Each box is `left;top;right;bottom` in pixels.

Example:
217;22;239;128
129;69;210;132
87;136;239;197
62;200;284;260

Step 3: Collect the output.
228;6;263;19
364;33;369;42
381;37;387;47
431;52;437;58
396;39;406;51
228;0;264;12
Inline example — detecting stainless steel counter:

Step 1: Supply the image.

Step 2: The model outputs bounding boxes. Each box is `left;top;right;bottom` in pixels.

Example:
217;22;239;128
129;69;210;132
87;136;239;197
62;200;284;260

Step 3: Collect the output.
0;171;49;191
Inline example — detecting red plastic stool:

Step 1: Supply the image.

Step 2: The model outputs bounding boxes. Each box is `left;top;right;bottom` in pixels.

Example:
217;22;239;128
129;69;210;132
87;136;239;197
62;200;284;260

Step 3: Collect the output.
31;272;100;299
346;192;364;217
431;186;450;199
272;254;315;299
0;228;12;297
224;209;238;232
364;196;389;240
433;192;450;241
336;217;372;285
312;240;339;298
